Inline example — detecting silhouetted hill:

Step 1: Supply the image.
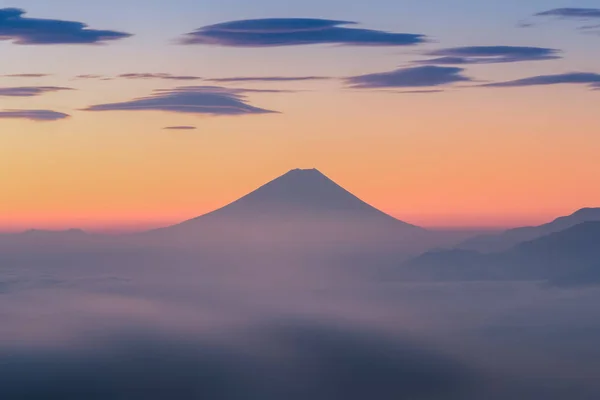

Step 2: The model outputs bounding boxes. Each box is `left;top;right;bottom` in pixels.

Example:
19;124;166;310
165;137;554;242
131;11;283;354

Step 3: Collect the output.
457;208;600;253
401;221;600;285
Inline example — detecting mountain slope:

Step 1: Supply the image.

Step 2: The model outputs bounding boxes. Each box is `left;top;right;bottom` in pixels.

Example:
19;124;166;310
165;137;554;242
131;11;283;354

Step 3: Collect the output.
457;208;600;253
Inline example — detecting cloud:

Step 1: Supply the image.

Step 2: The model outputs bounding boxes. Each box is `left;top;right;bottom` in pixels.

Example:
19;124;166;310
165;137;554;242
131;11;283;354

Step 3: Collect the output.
415;46;561;65
119;73;202;81
580;24;600;35
0;86;73;96
3;73;50;78
535;8;600;19
0;7;132;45
346;66;472;89
398;89;445;94
0;109;70;121
83;86;278;116
163;126;197;130
483;72;600;90
75;74;106;79
531;8;600;34
180;18;426;47
208;76;331;83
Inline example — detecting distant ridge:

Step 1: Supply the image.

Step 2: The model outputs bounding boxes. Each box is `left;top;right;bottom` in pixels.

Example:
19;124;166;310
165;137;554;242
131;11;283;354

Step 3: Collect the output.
402;221;600;285
457;207;600;252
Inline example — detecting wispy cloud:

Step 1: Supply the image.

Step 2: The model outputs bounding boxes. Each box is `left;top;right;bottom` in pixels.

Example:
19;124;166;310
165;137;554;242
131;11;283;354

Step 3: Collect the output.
0;109;70;121
415;46;560;65
482;72;600;90
3;73;50;78
118;73;202;81
75;74;108;80
0;86;73;97
208;76;331;83
83;86;279;116
163;126;197;130
0;8;132;45
529;8;600;34
535;8;600;19
346;66;472;89
180;18;426;47
397;89;445;94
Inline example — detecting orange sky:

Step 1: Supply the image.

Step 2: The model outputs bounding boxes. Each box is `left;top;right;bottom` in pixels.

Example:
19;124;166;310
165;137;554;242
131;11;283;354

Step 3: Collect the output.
2;84;599;232
2;3;600;232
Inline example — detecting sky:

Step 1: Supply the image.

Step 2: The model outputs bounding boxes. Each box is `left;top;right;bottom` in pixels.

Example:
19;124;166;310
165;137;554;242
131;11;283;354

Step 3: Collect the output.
1;0;600;231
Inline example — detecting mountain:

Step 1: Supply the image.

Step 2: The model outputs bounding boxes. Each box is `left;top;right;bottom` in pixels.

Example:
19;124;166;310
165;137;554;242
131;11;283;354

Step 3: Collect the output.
140;168;454;253
457;208;600;253
401;221;600;285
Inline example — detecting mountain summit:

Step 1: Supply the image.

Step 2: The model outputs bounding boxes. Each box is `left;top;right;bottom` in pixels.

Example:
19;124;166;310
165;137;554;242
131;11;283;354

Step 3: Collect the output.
144;168;428;250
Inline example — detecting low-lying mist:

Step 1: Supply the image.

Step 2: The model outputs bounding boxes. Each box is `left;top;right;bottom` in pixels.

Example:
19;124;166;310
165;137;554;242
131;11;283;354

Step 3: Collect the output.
2;243;600;399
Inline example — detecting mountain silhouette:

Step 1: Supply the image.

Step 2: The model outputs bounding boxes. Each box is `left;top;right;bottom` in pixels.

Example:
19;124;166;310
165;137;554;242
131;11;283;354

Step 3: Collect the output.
401;221;600;285
161;168;420;226
141;168;451;253
457;208;600;253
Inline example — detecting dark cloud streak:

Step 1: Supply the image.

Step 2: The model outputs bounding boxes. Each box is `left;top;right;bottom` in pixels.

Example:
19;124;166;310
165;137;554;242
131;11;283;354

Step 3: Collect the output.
535;8;600;19
0;109;70;121
83;86;279;116
3;73;50;78
0;8;132;45
119;73;202;81
208;76;331;83
415;46;560;65
0;86;73;96
346;66;472;89
163;126;197;130
482;72;600;90
180;18;426;47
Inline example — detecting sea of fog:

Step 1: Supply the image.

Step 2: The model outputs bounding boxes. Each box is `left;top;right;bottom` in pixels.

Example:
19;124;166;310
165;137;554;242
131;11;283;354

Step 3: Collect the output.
1;247;600;399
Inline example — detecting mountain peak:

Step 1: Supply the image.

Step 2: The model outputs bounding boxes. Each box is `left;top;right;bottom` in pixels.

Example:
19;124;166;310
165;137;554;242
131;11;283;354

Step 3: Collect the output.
288;168;320;173
279;168;328;181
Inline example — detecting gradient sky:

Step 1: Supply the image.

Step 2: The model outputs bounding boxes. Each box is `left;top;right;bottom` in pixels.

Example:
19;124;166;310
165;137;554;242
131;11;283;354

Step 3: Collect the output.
1;0;600;231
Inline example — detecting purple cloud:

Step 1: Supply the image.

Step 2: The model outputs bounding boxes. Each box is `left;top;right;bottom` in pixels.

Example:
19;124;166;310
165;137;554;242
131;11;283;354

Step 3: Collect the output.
3;73;50;78
0;86;73;96
83;86;278;116
0;109;70;121
208;76;331;83
531;8;600;34
415;46;560;65
180;18;426;47
163;126;197;130
483;72;600;90
535;8;600;19
0;8;132;45
347;66;472;89
119;73;202;81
